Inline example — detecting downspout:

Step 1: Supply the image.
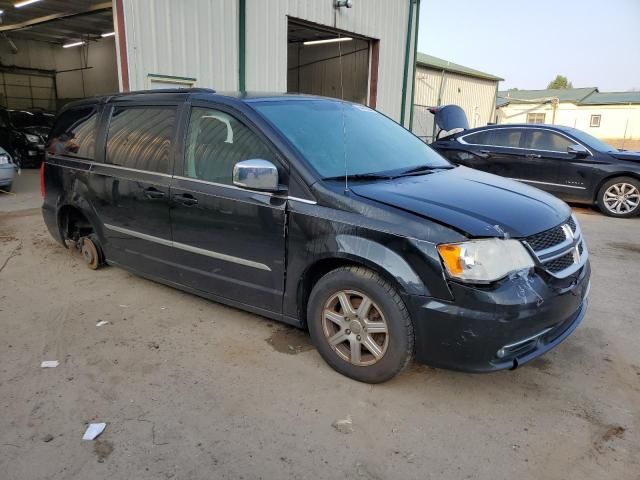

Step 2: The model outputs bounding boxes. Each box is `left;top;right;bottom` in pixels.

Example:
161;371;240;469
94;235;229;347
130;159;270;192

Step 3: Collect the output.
408;0;421;131
431;70;446;141
551;97;558;124
490;82;498;123
400;0;416;127
238;0;246;93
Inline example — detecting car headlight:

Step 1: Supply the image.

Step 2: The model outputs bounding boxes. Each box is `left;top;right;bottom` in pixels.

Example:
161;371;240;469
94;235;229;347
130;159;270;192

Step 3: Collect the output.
25;134;40;143
437;238;534;283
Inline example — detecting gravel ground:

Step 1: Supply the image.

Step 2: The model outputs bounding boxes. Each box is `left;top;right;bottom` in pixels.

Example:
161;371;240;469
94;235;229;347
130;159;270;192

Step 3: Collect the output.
1;171;639;480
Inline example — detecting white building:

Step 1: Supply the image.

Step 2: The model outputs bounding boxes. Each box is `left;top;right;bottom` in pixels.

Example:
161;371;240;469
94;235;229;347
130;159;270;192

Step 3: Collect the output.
497;88;640;150
411;53;503;142
0;0;421;128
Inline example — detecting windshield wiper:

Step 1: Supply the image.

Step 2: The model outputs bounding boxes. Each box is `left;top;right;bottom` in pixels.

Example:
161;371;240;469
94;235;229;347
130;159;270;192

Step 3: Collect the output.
323;173;393;182
394;165;453;177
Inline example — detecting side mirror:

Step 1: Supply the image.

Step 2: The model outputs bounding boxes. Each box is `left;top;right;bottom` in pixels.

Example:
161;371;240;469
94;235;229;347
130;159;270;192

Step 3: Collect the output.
567;144;589;157
233;159;281;192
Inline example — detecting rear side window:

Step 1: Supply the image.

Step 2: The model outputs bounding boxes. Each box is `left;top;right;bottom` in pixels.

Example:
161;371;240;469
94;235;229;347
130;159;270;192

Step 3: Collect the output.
461;131;490;145
488;129;523;148
525;130;573;152
106;107;176;174
462;129;523;148
47;107;98;159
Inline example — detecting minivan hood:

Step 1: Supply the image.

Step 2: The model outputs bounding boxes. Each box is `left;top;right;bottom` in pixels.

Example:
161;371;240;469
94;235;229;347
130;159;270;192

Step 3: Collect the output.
350;166;571;238
610;151;640;162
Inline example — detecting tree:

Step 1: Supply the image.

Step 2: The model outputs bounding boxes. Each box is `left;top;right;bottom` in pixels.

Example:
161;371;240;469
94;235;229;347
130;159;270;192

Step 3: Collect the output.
547;75;573;89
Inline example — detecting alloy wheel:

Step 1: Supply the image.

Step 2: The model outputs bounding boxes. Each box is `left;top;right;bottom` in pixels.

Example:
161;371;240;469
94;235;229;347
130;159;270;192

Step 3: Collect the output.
321;290;389;366
603;182;640;214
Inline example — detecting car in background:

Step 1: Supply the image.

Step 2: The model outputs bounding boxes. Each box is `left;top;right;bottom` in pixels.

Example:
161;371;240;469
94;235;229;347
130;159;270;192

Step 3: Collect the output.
430;107;640;218
0;108;53;168
0;147;18;192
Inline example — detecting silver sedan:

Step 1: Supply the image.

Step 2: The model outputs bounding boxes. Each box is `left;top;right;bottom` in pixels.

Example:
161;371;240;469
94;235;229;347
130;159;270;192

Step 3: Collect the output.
0;147;18;192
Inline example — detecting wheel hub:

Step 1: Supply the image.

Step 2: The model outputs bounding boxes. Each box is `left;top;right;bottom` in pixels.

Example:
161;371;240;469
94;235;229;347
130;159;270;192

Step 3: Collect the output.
603;182;639;214
321;289;389;367
349;319;363;334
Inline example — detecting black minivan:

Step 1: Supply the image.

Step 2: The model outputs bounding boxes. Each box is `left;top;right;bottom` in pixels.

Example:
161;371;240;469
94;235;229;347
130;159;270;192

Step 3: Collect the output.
42;89;590;383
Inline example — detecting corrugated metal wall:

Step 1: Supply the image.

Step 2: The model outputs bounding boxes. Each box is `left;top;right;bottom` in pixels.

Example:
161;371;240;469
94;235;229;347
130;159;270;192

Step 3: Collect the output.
122;0;239;92
121;0;415;124
412;65;498;140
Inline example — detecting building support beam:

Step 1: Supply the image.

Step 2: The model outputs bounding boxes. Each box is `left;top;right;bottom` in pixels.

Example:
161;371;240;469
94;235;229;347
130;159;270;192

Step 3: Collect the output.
114;0;130;92
400;0;417;127
238;0;246;93
409;0;421;130
0;2;112;33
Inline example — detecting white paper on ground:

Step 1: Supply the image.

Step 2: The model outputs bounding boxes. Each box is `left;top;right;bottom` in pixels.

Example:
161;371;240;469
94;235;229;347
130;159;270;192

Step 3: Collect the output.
40;361;59;368
82;423;107;440
96;321;110;327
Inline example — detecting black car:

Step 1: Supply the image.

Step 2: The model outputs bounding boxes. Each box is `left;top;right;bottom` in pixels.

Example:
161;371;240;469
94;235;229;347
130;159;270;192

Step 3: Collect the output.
0;108;53;168
42;89;590;383
430;108;640;218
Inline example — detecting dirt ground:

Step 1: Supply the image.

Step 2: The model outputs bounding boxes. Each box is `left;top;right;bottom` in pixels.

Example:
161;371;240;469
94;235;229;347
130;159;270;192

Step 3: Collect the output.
1;171;639;480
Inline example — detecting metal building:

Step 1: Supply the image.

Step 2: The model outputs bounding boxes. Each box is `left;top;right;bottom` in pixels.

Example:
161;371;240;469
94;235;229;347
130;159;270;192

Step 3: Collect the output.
0;1;420;128
116;0;422;127
411;53;503;142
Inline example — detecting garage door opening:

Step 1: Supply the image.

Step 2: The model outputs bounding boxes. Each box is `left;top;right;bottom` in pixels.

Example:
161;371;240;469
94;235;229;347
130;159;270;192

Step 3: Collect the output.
287;19;376;107
0;3;118;113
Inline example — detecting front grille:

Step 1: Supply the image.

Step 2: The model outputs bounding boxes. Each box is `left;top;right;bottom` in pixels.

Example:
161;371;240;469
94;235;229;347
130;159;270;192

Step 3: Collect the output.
545;251;576;273
523;216;587;278
526;225;567;252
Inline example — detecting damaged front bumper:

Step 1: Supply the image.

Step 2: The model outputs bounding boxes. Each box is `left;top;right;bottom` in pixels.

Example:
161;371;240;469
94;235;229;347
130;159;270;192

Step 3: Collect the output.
407;261;591;372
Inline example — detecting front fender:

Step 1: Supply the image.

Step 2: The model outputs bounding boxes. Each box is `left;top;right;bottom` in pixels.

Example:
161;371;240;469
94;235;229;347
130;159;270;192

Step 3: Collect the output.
332;234;428;296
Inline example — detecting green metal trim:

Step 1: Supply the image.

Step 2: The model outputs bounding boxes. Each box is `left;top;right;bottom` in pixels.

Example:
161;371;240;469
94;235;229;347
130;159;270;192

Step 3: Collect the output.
147;73;197;82
238;0;246;93
400;0;415;126
408;0;420;130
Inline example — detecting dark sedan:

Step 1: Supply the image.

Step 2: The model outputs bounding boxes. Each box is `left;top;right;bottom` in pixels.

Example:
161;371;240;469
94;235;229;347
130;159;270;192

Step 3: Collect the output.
431;120;640;218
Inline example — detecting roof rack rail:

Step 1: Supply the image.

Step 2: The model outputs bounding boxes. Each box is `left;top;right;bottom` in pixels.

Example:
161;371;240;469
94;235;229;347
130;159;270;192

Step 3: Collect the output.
114;87;216;96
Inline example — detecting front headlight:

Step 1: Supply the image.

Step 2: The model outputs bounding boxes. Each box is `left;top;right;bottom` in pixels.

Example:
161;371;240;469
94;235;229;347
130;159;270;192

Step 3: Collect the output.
437;238;534;283
25;134;40;143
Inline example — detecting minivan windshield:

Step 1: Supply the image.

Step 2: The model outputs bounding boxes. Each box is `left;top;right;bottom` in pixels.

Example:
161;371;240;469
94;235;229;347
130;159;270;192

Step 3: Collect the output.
565;127;617;153
252;99;451;179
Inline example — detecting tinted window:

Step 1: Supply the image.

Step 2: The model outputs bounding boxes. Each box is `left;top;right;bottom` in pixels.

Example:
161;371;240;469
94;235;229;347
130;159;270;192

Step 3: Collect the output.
489;129;523;148
253;100;450;179
525;130;573;152
47;107;98;159
106;107;176;174
463;129;522;148
184;107;277;184
462;131;491;145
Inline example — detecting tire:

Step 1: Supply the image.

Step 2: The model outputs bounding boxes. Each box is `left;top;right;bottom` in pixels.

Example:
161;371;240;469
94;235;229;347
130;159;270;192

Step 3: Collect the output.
597;176;640;218
307;266;414;383
1;183;11;192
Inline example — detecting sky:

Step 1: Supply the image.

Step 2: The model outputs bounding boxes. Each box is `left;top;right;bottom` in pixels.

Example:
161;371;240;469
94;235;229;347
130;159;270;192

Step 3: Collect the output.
417;0;640;92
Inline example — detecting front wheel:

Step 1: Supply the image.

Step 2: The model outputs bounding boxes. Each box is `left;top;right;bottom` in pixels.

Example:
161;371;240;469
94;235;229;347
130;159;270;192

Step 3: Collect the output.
597;176;640;218
307;266;414;383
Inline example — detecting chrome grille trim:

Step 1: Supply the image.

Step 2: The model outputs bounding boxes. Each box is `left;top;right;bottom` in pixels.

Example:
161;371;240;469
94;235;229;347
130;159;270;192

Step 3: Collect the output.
523;215;588;279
